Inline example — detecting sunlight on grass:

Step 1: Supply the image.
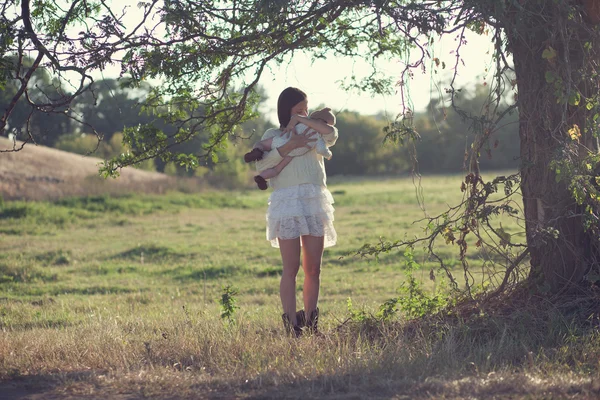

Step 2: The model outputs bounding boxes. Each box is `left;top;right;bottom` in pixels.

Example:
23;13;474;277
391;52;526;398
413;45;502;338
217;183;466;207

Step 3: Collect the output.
1;173;598;398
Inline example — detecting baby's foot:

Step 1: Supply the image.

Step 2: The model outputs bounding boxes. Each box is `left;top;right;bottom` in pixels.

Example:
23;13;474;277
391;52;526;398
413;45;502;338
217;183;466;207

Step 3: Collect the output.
254;175;268;190
315;138;332;160
244;148;264;163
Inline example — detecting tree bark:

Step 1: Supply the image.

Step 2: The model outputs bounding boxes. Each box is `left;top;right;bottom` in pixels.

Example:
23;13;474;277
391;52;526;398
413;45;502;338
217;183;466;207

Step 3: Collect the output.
507;1;600;292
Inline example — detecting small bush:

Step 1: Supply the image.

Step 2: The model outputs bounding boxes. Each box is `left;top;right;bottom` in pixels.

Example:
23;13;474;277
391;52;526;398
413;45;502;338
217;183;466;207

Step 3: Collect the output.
394;247;448;319
113;244;187;263
54;132;129;160
0;263;57;283
205;142;253;189
34;250;72;266
0;204;30;219
0;202;80;228
220;285;239;324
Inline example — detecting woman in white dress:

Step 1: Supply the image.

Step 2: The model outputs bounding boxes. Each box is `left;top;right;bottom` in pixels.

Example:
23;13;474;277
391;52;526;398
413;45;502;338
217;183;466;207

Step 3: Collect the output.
253;87;338;336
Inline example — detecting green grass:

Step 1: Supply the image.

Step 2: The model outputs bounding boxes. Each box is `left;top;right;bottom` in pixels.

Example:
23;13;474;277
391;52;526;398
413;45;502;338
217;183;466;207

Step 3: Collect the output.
1;173;598;399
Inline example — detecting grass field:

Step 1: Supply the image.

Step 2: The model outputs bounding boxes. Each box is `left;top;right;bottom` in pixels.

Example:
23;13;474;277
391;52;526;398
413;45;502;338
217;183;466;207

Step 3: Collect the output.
1;174;598;399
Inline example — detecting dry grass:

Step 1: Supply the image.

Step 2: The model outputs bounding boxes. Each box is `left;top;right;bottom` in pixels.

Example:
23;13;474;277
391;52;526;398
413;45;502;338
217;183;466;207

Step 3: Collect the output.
1;307;599;399
0;137;203;200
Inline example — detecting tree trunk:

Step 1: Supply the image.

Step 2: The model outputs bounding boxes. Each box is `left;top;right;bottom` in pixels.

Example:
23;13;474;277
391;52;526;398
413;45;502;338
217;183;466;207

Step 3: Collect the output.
506;1;600;292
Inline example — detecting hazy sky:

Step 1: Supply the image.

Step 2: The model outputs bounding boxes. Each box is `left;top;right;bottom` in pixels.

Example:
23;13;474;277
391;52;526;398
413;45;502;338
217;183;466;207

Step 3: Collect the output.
94;2;499;125
257;30;497;124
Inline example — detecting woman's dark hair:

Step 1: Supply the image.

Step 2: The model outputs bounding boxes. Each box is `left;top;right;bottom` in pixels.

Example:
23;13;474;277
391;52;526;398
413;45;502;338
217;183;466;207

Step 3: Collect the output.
277;87;307;128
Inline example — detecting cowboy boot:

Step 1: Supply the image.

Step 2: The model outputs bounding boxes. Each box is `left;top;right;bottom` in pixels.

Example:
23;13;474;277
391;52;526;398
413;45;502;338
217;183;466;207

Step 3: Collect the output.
305;308;320;335
281;313;302;338
296;310;306;328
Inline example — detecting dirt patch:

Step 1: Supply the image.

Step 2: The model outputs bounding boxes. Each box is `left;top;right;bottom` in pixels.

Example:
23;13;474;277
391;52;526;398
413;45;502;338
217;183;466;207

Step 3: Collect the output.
0;137;199;200
0;382;44;400
1;370;598;400
0;378;138;400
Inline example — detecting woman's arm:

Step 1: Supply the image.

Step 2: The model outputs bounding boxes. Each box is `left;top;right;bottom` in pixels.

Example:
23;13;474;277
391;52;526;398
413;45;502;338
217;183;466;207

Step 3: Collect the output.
283;115;334;136
276;126;317;156
320;126;338;147
255;127;317;172
255;149;283;172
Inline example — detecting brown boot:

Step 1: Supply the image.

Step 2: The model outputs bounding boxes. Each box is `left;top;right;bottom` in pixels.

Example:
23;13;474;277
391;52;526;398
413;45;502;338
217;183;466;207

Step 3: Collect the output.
306;308;320;335
296;310;306;328
281;313;302;338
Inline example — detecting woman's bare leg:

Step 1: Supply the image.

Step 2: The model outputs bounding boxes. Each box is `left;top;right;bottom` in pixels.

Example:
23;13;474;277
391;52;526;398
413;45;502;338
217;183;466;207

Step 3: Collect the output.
278;237;301;325
300;235;324;317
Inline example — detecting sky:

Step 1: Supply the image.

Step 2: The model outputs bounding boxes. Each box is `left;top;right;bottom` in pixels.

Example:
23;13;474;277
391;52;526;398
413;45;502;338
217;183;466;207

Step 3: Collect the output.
256;30;497;124
89;1;500;125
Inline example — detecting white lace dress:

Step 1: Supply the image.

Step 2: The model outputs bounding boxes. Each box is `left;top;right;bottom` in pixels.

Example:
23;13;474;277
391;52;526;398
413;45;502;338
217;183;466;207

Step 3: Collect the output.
266;183;337;248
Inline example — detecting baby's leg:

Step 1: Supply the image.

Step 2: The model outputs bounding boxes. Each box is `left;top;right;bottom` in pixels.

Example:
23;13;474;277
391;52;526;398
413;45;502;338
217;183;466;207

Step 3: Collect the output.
315;136;332;160
259;156;293;179
245;137;274;163
255;137;274;151
254;154;293;190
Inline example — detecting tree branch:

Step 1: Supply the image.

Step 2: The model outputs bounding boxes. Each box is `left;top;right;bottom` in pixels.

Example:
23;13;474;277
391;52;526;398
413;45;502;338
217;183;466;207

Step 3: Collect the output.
0;51;43;137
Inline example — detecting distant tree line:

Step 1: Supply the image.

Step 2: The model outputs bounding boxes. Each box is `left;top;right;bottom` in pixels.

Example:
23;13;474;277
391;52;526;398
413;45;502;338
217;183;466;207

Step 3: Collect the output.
410;83;520;174
3;62;518;185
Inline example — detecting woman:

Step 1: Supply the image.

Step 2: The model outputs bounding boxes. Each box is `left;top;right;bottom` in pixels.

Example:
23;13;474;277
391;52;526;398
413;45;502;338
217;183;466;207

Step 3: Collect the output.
255;87;338;337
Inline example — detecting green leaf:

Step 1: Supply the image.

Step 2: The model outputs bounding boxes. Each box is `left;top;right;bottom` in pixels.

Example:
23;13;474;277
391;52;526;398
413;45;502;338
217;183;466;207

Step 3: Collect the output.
545;71;556;83
586;100;595;111
568;92;581;106
555;168;562;182
542;46;557;61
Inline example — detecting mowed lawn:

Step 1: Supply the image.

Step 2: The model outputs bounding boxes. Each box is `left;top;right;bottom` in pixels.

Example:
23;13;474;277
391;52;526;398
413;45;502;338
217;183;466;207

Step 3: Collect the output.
1;173;598;399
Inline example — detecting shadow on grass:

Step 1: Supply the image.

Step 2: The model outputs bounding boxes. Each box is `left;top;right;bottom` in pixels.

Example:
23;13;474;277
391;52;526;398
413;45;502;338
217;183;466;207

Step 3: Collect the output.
111;244;190;263
0;263;58;284
0;370;109;400
255;266;280;278
1;366;596;400
2;319;77;332
33;250;72;266
170;264;251;281
46;286;143;296
0;285;147;297
0;228;23;235
246;310;600;399
243;368;598;399
170;265;284;280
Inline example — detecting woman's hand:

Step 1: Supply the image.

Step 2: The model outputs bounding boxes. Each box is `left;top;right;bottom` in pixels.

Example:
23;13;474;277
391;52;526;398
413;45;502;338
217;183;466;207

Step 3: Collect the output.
285;113;335;136
277;125;317;157
281;114;300;135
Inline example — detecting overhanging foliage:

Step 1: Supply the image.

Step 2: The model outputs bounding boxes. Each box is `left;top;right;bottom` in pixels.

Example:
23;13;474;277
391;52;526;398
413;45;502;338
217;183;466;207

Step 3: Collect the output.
3;0;600;298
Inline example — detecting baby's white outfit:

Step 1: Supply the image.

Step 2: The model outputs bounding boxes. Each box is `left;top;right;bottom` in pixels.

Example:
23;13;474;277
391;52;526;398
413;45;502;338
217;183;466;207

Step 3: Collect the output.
270;123;332;161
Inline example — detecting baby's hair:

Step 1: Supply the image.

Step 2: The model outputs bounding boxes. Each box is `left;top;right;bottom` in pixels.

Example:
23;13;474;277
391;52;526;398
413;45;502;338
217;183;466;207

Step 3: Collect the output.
310;108;336;126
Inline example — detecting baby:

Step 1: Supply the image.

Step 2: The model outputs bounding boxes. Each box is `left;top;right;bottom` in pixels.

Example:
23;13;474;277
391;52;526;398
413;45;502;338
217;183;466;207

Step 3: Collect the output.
244;107;336;190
